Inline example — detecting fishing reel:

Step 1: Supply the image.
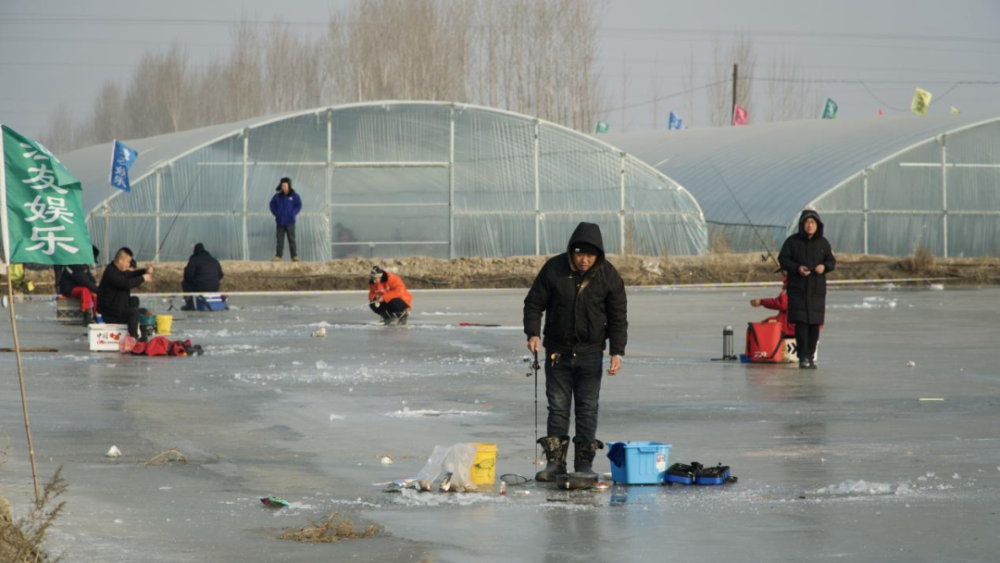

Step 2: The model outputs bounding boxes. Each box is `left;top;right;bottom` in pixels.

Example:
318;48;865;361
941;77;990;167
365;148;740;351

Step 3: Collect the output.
524;354;541;377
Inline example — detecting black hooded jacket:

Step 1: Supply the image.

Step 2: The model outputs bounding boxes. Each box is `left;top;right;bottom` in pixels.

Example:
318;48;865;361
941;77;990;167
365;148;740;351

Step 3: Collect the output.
183;243;224;292
523;222;628;356
779;210;836;325
58;246;100;297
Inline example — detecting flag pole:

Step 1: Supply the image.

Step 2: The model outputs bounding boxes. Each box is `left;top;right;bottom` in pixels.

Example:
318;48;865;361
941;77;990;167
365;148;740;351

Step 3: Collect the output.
5;273;41;504
1;122;40;504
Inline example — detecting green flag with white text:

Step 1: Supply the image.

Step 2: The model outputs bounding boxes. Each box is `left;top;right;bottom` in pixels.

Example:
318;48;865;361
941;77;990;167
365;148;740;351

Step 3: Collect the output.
822;98;838;119
595;121;609;134
2;124;94;265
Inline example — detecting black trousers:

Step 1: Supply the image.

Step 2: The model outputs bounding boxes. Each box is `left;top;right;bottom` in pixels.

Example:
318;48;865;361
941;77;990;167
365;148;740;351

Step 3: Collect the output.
544;351;604;444
795;323;821;362
276;225;297;258
370;298;408;319
106;296;141;339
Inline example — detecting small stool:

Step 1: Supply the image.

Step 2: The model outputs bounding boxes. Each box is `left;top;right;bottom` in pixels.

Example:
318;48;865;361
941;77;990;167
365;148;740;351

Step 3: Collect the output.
56;296;84;324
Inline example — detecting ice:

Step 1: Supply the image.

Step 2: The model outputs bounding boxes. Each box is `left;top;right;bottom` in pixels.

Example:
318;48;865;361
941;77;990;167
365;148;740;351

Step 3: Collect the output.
815;480;895;496
316;360;328;369
385;408;491;418
328;414;345;421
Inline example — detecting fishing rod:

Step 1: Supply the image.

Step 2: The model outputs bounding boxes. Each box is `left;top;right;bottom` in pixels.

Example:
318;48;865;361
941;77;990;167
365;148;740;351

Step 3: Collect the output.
711;165;780;269
524;351;541;465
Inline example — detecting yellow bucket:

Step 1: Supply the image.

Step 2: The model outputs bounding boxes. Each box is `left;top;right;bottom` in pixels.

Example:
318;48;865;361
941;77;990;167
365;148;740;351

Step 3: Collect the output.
156;314;173;336
471;443;497;485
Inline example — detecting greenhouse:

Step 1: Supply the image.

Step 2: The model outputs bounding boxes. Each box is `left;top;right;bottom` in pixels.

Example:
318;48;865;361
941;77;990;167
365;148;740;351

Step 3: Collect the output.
59;102;708;262
607;114;1000;257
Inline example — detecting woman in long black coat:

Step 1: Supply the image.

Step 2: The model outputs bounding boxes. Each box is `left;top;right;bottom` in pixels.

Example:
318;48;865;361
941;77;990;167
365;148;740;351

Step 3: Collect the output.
779;210;836;369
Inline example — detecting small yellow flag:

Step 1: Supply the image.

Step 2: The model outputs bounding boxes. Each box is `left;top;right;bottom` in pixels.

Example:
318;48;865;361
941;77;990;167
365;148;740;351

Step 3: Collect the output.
951;106;960;115
911;87;932;115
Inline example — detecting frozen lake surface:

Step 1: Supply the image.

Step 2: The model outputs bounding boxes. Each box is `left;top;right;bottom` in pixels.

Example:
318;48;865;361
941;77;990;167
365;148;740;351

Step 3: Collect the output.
2;286;999;562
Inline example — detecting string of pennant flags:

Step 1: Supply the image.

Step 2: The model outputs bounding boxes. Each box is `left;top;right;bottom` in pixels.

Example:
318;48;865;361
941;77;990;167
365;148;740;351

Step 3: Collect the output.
594;86;960;133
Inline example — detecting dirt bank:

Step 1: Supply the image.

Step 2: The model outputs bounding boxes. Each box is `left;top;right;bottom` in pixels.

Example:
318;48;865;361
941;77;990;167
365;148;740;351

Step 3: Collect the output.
19;253;1000;294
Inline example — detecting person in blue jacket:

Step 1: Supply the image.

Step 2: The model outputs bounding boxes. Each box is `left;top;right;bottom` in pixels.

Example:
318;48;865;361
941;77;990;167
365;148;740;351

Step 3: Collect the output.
270;177;303;262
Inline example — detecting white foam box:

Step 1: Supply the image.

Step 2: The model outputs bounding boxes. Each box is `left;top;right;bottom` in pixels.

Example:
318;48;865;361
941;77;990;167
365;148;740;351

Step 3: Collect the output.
88;323;128;352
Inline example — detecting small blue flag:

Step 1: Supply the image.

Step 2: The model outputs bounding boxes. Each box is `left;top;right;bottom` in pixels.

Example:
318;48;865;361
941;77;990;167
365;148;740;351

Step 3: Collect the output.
110;139;138;192
667;112;683;130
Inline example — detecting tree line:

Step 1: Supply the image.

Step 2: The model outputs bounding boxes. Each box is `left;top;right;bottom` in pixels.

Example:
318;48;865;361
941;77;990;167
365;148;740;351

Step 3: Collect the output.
42;0;606;154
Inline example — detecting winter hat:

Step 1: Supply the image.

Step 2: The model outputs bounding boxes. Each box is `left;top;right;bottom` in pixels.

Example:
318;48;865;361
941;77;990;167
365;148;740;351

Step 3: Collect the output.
275;177;293;192
572;242;601;256
369;265;385;279
193;243;205;254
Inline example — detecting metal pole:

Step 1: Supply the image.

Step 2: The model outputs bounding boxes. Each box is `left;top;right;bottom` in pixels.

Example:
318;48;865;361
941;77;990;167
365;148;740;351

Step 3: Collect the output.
102;184;111;261
941;135;948;258
731;64;738;126
241;129;250;261
154;169;161;262
863;169;869;255
534;120;541;256
448;105;456;259
620;152;626;254
6;273;40;504
327;109;333;260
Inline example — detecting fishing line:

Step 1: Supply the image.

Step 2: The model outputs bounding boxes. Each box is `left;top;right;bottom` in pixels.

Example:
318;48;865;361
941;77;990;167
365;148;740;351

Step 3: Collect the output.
711;165;780;269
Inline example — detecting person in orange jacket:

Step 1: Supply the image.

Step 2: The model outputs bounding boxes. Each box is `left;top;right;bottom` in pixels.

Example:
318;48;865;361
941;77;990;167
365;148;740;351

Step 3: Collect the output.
750;275;794;337
368;266;413;325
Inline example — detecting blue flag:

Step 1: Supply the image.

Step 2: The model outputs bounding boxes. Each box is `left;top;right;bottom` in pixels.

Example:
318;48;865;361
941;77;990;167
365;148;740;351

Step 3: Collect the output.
110;140;138;192
667;112;683;130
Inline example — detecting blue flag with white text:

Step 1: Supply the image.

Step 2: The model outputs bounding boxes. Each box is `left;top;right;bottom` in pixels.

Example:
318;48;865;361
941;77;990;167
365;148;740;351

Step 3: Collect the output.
110;140;138;192
667;112;683;130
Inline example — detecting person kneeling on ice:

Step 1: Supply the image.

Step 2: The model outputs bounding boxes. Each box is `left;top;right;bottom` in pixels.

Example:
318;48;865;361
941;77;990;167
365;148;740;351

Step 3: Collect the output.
750;273;794;338
181;243;225;311
59;245;101;325
368;266;412;325
98;247;153;340
523;222;628;481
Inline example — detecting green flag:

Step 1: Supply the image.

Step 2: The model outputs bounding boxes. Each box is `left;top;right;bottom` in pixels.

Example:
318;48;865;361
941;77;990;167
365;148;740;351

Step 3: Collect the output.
594;121;609;134
2;124;94;265
821;98;838;119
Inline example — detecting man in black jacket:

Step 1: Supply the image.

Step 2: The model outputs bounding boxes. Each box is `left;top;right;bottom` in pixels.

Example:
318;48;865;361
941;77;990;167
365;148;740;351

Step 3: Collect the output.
523;222;628;481
181;243;224;311
97;247;152;339
59;245;101;325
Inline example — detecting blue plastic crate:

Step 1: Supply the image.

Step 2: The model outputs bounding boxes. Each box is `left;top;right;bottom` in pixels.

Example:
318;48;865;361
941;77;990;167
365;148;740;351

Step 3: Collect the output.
608;441;672;485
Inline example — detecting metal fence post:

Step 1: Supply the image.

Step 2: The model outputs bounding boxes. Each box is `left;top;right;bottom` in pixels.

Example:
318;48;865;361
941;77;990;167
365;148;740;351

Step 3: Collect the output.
620;152;626;254
242;128;250;261
449;105;456;259
941;135;948;258
534;119;541;256
154;169;161;262
327;109;334;261
862;169;869;255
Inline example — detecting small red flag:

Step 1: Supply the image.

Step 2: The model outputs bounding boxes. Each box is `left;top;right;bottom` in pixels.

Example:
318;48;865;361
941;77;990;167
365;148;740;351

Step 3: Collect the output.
877;108;884;116
733;104;748;126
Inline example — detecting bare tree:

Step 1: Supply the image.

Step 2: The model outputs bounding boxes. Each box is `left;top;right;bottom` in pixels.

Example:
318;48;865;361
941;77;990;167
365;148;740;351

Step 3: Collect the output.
681;48;697;128
764;53;820;122
40;104;76;154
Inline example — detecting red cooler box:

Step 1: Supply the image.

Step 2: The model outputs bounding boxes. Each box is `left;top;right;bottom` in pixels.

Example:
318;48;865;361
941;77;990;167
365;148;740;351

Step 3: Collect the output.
745;322;785;363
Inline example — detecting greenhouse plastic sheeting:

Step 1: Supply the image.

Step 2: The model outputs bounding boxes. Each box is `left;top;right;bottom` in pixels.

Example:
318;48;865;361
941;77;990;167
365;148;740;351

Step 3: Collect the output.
64;102;707;262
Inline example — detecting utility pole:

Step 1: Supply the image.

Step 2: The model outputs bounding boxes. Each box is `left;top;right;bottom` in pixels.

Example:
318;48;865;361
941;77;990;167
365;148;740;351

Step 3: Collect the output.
731;63;738;126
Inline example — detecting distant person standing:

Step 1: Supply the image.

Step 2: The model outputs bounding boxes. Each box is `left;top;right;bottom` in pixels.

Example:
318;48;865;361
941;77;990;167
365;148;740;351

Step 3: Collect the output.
181;243;225;311
779;210;835;369
270;177;302;262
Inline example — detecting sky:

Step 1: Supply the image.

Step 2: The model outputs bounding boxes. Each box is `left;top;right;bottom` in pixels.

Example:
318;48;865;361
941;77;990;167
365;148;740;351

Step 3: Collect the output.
1;0;999;139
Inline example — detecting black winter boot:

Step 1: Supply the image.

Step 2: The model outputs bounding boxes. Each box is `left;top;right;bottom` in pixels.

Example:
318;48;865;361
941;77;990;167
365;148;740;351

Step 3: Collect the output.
573;439;605;478
535;436;570;482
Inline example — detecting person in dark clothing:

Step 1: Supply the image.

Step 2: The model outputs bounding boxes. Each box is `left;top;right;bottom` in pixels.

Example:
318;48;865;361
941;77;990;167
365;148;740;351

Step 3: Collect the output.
270;177;303;262
779;210;836;369
181;243;225;311
97;248;152;339
59;246;101;325
523;222;628;481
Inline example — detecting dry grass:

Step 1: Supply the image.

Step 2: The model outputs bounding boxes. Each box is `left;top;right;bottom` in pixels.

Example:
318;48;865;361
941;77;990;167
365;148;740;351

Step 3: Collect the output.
279;511;381;544
144;449;189;467
897;246;936;275
0;467;67;563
